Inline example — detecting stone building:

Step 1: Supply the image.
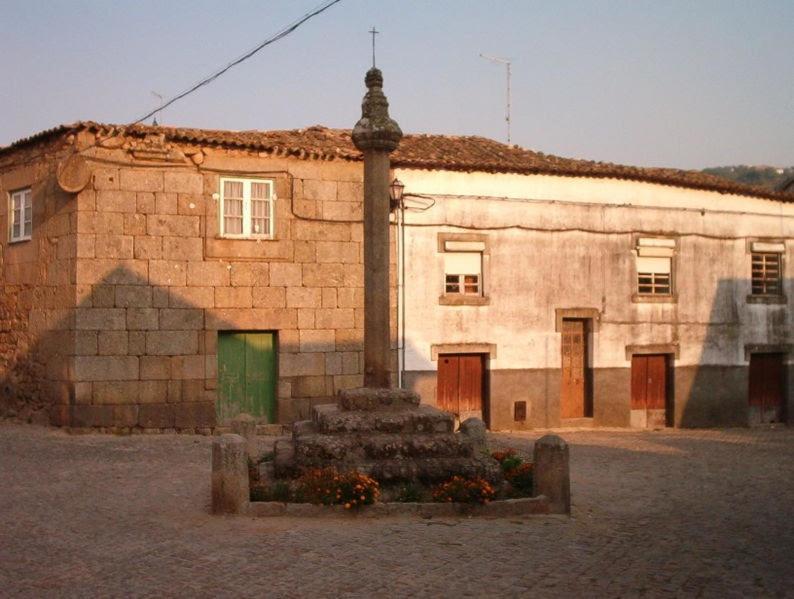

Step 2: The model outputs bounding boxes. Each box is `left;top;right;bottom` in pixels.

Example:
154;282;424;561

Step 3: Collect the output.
0;123;381;431
393;140;793;430
0;122;790;431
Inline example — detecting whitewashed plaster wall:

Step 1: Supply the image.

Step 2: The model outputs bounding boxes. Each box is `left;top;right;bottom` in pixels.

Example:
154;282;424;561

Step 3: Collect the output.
394;168;793;372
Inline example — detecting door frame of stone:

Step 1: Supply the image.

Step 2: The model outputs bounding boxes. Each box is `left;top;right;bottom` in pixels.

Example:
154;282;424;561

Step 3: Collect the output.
216;330;279;424
555;309;599;422
433;346;491;428
559;317;593;420
746;348;788;425
628;350;675;428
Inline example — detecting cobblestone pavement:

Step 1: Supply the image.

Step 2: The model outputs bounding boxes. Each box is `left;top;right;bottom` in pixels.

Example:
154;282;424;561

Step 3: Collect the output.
1;423;793;598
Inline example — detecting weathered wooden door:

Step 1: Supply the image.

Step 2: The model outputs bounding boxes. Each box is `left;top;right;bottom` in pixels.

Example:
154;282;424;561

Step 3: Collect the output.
631;354;668;428
437;354;485;422
749;353;785;424
217;332;277;424
561;319;587;418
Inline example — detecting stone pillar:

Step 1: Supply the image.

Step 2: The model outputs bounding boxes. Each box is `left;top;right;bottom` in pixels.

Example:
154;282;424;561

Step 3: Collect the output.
459;417;487;449
230;413;257;461
533;434;571;514
362;149;391;388
352;67;402;389
211;434;249;514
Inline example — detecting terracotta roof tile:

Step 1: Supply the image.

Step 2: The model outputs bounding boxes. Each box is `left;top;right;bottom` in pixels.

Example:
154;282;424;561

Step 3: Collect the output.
1;121;790;202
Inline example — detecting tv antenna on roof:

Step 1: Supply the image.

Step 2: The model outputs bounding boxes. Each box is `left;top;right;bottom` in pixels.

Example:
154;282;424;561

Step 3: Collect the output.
479;54;512;144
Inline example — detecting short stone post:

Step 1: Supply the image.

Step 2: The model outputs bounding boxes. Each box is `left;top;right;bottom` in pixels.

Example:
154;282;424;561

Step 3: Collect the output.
231;413;257;461
459;417;487;450
211;434;249;515
533;434;571;514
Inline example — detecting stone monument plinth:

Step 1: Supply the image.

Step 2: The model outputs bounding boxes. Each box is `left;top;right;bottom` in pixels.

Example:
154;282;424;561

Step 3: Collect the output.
270;67;501;487
273;388;500;484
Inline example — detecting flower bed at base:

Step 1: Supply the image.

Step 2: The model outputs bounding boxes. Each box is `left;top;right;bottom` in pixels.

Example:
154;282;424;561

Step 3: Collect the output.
212;432;571;517
246;446;544;517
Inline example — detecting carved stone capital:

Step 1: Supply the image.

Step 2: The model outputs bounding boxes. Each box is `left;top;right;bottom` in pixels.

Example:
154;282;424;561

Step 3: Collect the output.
352;67;402;153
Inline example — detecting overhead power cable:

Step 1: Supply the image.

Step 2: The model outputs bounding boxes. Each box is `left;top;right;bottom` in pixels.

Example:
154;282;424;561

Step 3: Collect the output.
0;1;343;169
132;0;343;125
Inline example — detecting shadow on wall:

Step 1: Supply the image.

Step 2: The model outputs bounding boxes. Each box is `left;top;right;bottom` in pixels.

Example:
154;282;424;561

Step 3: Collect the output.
0;266;222;429
0;266;284;429
677;278;791;428
0;264;357;430
3;267;788;431
402;278;792;431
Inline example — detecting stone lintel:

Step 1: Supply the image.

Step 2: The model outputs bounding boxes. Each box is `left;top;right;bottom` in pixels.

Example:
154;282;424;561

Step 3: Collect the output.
555;308;601;332
625;343;679;360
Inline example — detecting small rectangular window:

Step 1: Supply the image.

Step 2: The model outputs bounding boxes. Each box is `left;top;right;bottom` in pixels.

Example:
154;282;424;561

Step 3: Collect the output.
220;178;274;238
636;240;674;296
443;251;482;296
751;253;782;296
9;188;32;243
637;256;671;295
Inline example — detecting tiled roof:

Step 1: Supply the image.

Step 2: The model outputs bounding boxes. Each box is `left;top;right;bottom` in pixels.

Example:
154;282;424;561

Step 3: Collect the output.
1;121;790;202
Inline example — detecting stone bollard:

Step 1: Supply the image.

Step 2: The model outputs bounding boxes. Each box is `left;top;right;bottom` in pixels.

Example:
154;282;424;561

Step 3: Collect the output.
533;434;571;515
211;434;249;515
459;417;488;449
230;413;257;461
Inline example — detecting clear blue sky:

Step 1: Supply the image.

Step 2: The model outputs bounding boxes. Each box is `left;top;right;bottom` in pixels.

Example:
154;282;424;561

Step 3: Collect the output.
1;0;791;169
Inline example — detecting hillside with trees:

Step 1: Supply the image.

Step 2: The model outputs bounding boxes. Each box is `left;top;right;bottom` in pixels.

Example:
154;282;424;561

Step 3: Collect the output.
701;165;794;190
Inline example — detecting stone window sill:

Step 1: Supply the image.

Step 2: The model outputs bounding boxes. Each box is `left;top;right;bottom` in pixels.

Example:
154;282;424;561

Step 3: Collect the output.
631;293;678;304
746;294;787;305
216;235;276;241
438;295;490;306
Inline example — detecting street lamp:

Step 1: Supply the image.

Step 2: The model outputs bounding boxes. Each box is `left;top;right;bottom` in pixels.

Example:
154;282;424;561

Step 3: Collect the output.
389;178;405;211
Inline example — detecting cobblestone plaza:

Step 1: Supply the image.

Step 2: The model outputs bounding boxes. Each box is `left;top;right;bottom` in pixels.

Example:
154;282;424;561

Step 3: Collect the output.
1;423;792;597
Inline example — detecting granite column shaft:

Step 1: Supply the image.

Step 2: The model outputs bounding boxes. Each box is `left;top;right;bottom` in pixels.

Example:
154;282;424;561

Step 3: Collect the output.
362;150;391;388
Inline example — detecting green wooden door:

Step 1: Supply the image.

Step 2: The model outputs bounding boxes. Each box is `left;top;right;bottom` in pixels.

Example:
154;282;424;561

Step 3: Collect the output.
217;332;277;424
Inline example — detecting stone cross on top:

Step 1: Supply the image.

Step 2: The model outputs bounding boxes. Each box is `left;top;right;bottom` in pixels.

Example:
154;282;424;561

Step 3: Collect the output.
351;66;402;388
369;27;378;67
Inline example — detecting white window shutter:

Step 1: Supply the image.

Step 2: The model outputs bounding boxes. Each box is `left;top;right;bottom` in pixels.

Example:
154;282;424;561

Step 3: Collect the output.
444;252;481;275
636;256;671;274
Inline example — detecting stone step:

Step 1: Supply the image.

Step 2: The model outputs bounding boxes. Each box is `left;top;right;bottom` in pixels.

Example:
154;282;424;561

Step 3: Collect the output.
312;403;455;435
559;418;594;429
274;439;499;483
365;455;501;484
293;432;475;462
337;387;420;412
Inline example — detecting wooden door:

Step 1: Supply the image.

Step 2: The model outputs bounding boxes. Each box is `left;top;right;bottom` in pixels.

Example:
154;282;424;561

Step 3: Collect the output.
631;354;668;428
217;332;277;424
561;319;586;418
749;353;785;424
437;354;484;420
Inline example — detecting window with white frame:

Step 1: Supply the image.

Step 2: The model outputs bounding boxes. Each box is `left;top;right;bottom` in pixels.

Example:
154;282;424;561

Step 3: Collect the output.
636;238;674;296
219;178;275;238
9;188;32;242
443;241;484;296
750;241;784;296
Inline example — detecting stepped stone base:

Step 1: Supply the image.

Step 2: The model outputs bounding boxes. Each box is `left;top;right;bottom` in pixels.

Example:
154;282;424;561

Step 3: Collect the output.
272;387;502;484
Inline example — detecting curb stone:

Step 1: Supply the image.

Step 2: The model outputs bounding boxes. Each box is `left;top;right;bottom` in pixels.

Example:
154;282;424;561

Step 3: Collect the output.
245;495;550;518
